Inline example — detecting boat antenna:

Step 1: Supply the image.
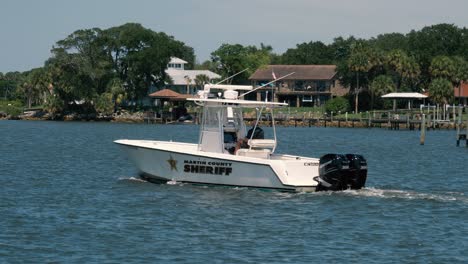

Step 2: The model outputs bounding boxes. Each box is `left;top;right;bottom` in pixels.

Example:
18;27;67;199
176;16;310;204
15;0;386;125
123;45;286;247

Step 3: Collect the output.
238;72;295;98
214;68;249;85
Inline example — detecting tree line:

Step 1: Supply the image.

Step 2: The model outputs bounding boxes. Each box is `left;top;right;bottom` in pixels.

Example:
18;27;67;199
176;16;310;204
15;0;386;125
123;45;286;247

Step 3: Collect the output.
1;23;194;115
1;23;467;115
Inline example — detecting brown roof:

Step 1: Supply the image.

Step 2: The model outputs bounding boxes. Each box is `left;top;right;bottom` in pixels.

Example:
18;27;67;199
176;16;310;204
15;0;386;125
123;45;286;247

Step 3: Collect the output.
171;94;195;101
250;65;337;80
455;82;468;98
148;89;181;98
148;89;195;101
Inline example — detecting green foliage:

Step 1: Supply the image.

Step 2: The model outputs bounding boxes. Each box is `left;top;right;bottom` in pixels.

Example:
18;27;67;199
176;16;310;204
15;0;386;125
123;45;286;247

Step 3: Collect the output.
281;41;333;64
430;56;456;79
101;23;194;102
47;28;113;107
339;40;385;91
370;33;409;52
430;56;468;89
0;105;22;117
5;22;468;117
370;75;395;110
44;95;65;114
107;78;126;105
95;93;114;115
194;74;210;89
385;49;420;92
428;78;453;105
346;41;380;113
452;56;468;87
42;23;194;114
194;60;217;71
370;75;395;96
348;42;374;73
211;43;273;84
329;36;357;62
17;67;51;108
325;97;350;113
408;23;465;87
0;99;22;107
0;71;23;101
0;99;23;116
408;24;463;64
317;24;466;101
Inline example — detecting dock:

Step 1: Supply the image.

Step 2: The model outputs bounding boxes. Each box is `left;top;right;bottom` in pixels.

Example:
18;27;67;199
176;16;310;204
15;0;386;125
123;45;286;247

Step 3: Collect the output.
143;107;468;147
244;114;463;131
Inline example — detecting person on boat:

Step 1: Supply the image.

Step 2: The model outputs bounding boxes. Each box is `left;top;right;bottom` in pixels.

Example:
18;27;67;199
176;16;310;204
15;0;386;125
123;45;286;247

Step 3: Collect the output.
234;126;264;153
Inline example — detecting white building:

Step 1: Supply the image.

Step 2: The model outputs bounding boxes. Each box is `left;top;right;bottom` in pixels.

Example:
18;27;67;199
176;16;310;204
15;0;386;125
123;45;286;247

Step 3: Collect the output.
165;57;221;94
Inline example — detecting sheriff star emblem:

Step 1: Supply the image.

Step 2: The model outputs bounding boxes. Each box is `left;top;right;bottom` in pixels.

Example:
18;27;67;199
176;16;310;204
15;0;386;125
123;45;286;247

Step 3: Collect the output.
167;155;178;171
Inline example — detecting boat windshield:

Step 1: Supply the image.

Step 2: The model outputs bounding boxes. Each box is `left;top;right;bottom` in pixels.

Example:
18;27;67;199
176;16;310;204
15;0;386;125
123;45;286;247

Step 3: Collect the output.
198;104;245;153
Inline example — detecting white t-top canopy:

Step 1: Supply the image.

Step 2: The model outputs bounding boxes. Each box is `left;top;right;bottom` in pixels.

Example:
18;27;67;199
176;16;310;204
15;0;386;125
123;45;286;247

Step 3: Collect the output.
204;84;253;91
187;97;287;107
381;92;428;99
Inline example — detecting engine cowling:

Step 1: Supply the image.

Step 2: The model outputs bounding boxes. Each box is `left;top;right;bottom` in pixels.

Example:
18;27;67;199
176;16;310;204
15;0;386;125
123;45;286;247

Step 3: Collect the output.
315;153;367;191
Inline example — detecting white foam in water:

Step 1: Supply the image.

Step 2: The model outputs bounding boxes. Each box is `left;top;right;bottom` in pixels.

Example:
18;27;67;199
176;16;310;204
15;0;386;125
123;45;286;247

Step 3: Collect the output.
166;180;178;185
342;187;468;203
118;176;148;183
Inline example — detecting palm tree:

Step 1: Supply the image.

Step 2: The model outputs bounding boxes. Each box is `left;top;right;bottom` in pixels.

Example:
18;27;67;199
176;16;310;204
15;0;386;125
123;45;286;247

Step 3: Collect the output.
430;56;455;80
429;78;453;105
386;50;407;91
106;77;126;111
348;43;373;113
194;74;210;90
401;58;420;91
385;50;420;110
429;56;463;105
449;56;468;104
184;75;192;94
386;50;420;89
370;75;395;110
18;68;49;108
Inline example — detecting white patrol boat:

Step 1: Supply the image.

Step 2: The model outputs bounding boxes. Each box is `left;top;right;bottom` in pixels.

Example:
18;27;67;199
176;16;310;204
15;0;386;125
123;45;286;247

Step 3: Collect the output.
115;83;367;192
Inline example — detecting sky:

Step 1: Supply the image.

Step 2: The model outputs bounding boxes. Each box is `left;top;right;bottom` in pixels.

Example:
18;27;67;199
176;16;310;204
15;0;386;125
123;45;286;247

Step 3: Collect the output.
1;0;468;73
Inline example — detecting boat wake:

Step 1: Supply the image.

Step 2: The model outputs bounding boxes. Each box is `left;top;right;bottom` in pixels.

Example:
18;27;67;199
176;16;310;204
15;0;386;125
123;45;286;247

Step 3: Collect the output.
335;187;468;203
115;177;466;204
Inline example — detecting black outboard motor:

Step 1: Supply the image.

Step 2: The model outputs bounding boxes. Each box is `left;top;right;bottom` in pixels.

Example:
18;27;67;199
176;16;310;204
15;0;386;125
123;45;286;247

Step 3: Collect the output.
315;153;367;191
346;154;367;189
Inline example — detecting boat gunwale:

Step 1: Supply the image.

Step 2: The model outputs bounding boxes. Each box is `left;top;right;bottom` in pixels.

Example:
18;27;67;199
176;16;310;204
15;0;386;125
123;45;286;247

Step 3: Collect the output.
114;139;319;164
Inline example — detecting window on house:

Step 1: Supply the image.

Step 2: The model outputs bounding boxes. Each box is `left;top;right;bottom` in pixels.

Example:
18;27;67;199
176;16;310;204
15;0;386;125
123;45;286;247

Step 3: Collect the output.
317;81;326;91
295;81;305;90
302;95;313;102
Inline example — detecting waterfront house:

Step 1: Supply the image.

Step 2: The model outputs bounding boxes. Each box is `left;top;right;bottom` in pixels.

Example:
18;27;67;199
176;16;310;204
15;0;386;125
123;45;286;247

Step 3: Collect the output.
164;57;221;94
249;65;348;107
455;82;468;105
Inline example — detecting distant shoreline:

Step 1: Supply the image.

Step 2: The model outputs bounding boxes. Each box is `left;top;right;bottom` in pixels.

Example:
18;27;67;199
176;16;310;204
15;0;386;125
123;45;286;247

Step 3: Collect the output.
2;112;463;130
1;110;145;123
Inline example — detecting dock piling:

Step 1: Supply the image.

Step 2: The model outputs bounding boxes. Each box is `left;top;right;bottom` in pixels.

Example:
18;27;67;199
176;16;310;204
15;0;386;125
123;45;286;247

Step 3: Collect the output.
420;114;426;145
456;107;468;147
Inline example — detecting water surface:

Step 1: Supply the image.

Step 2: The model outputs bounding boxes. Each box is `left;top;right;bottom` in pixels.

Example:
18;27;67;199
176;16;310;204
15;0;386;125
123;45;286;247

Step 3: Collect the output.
1;121;467;263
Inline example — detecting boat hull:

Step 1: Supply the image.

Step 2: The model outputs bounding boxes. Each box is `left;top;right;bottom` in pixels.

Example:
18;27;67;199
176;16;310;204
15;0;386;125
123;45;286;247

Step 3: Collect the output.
115;140;367;192
115;140;320;191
